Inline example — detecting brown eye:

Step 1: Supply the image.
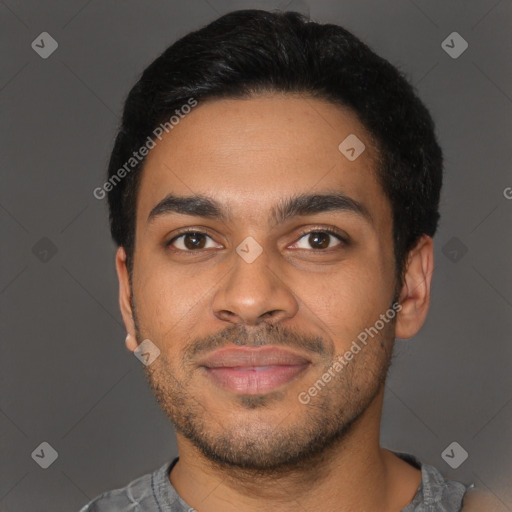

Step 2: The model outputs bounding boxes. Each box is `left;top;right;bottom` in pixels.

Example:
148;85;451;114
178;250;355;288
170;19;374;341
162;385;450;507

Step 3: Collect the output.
291;230;345;251
167;231;221;251
308;232;331;249
183;233;206;249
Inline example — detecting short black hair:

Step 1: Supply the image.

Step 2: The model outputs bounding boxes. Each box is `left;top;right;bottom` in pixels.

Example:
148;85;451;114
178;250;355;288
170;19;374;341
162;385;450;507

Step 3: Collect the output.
106;9;443;288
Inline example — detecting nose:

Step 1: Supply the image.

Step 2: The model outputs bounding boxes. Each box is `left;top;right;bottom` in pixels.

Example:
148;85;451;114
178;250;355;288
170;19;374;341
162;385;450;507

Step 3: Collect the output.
212;245;299;326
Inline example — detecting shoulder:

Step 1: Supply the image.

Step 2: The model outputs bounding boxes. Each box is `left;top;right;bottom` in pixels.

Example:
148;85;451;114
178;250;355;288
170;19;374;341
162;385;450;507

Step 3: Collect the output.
390;451;469;511
78;463;168;512
419;461;469;506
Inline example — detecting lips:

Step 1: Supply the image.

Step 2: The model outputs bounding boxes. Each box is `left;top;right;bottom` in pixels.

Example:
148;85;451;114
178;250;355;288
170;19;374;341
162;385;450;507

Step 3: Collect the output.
199;346;311;368
198;346;311;394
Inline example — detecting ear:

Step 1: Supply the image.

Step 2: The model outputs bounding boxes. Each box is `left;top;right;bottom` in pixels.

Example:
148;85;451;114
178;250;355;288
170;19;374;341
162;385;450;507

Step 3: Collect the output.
115;246;138;352
395;234;434;340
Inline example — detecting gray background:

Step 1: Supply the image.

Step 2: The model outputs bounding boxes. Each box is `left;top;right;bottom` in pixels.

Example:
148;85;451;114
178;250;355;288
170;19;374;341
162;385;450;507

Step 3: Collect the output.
1;0;511;510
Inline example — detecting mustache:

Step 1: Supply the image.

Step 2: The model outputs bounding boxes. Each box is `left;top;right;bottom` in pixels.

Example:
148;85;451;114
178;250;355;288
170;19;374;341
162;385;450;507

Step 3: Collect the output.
183;322;332;362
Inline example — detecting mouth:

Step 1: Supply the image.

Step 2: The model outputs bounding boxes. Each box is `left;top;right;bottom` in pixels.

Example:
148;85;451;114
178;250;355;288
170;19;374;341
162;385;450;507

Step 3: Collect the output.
198;345;312;394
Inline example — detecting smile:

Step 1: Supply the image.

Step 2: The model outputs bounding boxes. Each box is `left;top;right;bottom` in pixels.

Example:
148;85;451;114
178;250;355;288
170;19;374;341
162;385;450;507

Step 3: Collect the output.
198;345;312;394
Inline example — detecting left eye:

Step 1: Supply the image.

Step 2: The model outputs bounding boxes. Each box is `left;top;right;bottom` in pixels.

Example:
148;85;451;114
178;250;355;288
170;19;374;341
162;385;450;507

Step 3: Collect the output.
291;231;344;250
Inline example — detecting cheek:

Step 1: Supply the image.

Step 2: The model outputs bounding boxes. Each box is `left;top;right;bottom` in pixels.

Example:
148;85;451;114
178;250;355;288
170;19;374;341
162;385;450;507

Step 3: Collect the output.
294;258;392;337
132;265;196;337
133;256;226;342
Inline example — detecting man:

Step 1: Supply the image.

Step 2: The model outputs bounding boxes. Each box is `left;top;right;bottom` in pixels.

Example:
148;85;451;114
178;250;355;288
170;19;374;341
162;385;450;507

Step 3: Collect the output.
81;9;493;511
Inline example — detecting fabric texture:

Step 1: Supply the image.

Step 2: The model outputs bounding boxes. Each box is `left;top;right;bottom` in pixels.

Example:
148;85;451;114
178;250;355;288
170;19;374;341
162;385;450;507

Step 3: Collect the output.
79;451;472;511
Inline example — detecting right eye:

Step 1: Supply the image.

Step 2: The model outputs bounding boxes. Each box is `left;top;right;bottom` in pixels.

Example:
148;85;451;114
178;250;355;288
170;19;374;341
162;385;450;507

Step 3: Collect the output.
166;231;223;251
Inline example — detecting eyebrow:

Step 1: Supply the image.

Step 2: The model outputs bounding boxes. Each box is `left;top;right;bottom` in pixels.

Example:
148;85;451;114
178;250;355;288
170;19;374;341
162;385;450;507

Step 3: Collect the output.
147;192;373;227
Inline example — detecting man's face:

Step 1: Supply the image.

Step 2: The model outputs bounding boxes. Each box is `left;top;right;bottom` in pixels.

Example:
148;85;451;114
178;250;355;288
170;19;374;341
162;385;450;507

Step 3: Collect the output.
127;94;398;471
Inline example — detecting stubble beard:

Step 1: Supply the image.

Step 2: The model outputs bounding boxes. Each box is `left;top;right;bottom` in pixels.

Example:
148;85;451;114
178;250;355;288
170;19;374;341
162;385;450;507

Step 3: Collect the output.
133;302;396;476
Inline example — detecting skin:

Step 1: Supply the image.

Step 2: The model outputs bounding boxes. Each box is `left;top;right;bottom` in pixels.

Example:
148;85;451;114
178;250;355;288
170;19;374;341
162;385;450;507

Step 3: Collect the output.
115;94;434;512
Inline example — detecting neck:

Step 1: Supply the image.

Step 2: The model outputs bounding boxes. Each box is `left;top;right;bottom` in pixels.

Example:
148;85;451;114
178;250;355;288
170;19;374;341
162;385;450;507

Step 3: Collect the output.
169;386;422;512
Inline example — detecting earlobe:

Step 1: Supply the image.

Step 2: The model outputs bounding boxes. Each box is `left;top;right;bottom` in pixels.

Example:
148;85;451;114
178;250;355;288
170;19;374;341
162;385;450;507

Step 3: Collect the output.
394;235;434;340
125;333;138;352
115;246;138;351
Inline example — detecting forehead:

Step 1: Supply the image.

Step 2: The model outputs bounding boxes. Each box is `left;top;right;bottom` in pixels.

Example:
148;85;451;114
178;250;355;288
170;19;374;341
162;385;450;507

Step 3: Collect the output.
136;94;390;229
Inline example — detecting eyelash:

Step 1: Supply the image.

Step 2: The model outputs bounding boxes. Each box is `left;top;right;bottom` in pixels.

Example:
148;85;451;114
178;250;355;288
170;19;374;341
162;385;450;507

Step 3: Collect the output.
165;227;349;252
